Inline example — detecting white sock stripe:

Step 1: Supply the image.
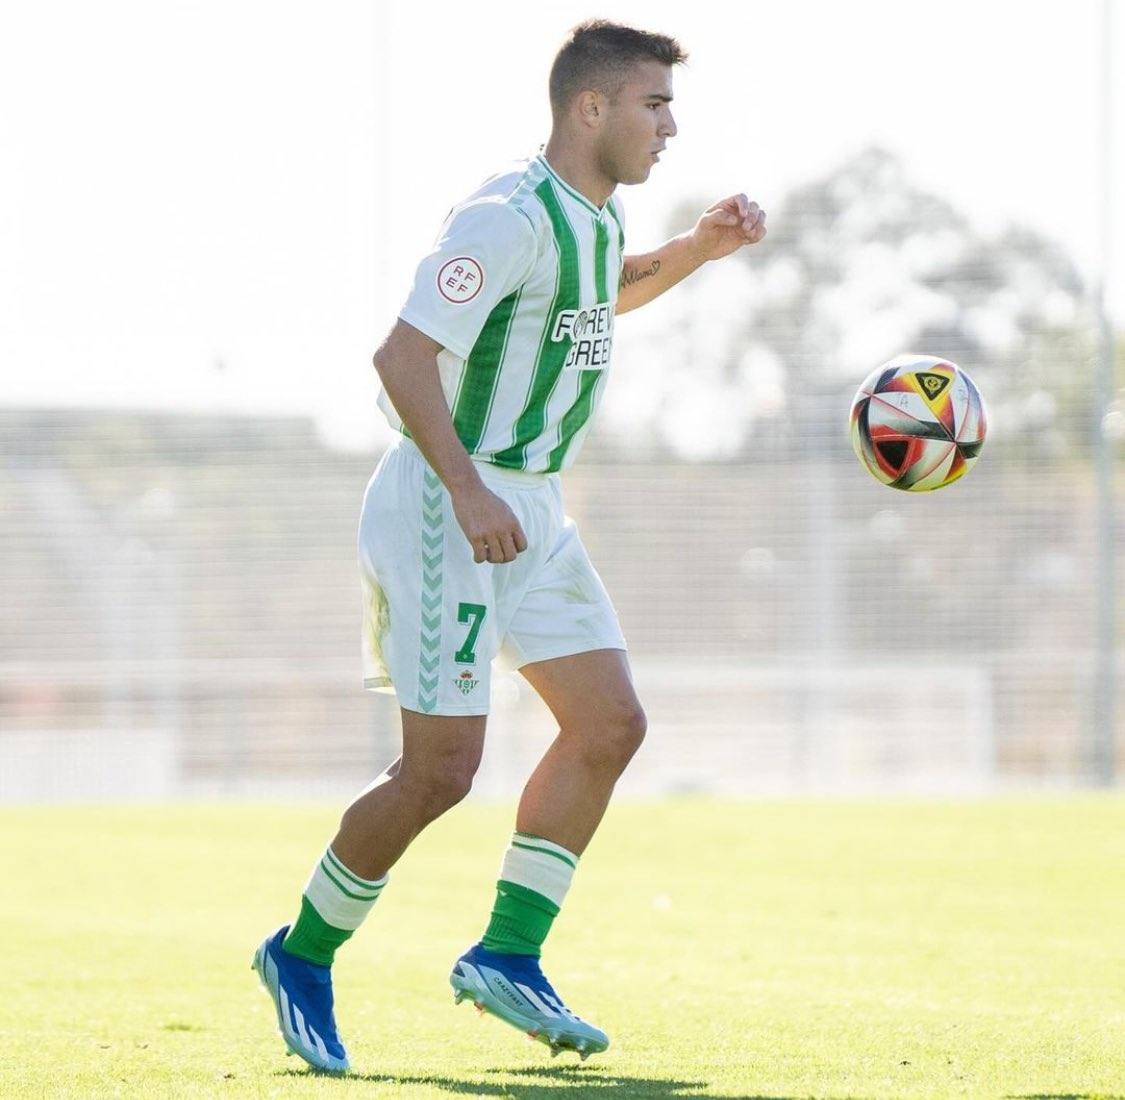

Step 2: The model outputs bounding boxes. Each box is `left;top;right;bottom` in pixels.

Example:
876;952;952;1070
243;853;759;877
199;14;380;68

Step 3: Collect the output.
303;852;385;931
325;847;388;891
319;858;384;900
516;982;559;1017
499;844;576;908
513;833;579;867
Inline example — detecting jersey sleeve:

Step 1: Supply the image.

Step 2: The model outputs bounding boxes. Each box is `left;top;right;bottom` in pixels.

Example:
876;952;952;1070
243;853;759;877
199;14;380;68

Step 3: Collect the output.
398;200;537;361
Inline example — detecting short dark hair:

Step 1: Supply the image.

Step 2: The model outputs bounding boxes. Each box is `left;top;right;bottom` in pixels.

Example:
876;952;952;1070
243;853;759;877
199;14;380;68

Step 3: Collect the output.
548;19;687;121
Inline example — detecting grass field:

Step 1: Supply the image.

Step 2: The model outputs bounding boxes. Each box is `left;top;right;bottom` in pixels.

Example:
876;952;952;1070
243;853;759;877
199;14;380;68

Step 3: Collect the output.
2;796;1123;1098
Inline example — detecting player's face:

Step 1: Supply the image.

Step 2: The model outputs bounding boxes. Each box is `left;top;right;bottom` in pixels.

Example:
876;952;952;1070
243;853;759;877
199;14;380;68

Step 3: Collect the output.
598;61;677;186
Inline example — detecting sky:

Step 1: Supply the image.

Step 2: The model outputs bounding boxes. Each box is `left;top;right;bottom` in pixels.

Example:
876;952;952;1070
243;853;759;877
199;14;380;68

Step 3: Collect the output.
1;0;1121;450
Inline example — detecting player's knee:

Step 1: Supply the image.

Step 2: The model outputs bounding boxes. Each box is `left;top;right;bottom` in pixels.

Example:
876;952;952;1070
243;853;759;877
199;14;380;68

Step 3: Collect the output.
433;767;477;815
616;701;648;760
584;699;647;772
405;760;478;821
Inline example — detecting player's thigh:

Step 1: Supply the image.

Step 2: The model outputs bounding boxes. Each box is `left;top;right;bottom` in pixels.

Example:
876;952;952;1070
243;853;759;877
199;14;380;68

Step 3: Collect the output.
358;440;502;716
519;648;646;745
501;519;628;679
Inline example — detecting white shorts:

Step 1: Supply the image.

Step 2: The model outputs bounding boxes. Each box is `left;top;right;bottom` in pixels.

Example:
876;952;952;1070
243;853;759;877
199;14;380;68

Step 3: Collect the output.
358;437;627;716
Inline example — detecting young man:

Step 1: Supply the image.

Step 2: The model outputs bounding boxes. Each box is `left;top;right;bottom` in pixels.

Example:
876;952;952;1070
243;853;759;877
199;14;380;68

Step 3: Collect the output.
252;19;766;1073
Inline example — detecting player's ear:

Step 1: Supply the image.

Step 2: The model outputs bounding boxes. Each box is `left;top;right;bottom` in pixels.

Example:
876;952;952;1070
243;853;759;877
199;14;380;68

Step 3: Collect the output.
576;89;606;128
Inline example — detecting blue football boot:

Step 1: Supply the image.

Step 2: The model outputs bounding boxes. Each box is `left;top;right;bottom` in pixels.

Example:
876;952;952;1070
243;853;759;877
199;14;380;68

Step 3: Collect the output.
251;925;350;1073
450;943;609;1059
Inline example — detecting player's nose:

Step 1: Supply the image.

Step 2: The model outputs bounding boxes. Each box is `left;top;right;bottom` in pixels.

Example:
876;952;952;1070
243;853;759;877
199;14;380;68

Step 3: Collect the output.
661;111;677;139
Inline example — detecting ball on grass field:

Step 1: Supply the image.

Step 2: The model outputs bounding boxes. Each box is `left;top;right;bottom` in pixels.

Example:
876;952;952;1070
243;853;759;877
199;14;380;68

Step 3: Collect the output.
849;354;988;492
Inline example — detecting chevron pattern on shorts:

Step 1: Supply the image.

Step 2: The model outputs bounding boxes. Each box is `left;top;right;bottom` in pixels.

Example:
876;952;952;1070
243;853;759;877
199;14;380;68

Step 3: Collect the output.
417;470;444;713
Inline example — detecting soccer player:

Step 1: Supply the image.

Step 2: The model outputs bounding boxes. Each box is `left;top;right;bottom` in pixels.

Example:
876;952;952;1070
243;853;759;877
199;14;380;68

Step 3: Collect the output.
253;18;766;1073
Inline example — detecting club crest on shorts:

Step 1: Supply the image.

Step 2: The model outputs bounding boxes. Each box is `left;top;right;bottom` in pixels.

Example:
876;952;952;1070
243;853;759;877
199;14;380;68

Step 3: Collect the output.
455;669;479;696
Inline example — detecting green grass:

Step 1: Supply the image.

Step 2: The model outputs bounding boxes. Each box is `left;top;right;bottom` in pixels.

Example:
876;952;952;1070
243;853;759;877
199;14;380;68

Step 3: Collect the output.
1;796;1123;1098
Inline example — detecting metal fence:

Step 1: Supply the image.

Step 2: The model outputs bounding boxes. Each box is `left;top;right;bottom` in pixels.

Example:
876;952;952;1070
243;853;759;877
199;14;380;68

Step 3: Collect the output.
1;398;1119;801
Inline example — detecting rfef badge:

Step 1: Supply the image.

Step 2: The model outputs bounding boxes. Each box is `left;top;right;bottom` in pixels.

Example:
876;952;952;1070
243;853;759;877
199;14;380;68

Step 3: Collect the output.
438;257;484;304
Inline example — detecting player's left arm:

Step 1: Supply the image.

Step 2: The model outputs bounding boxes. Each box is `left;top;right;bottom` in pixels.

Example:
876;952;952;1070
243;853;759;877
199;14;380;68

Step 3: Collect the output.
616;194;766;316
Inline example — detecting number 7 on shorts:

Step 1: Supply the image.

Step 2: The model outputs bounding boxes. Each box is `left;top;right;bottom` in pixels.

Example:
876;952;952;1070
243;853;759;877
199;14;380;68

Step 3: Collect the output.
455;602;487;664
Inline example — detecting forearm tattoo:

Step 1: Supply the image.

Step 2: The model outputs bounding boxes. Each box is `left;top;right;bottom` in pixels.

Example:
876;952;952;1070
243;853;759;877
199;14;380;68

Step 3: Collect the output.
619;259;661;290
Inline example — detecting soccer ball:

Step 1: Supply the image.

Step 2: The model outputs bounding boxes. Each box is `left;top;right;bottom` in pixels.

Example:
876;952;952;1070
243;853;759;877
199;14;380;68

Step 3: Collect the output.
849;354;987;491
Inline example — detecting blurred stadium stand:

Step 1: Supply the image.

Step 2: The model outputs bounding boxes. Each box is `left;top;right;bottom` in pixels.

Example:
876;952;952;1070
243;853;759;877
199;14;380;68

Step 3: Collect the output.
1;407;1120;801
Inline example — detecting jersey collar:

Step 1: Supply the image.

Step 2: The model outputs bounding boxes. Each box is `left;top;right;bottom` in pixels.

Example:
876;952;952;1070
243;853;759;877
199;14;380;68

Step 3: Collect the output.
535;153;611;218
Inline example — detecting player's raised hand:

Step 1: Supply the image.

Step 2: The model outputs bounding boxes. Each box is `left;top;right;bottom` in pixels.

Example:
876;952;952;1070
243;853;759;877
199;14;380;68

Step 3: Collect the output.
450;482;529;564
690;194;767;262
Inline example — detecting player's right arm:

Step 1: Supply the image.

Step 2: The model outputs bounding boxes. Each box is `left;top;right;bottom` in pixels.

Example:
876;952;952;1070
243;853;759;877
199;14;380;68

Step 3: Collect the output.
374;198;538;565
372;321;527;565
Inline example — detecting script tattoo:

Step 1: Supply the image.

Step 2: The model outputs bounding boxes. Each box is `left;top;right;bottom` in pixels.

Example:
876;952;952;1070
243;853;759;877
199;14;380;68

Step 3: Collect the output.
619;259;661;290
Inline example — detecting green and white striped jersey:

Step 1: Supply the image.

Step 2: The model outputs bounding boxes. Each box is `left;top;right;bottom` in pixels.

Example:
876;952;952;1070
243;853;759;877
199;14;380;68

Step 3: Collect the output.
382;152;626;474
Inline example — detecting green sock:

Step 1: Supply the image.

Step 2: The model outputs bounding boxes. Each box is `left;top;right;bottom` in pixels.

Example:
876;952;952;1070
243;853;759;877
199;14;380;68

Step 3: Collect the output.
281;847;387;966
481;832;578;957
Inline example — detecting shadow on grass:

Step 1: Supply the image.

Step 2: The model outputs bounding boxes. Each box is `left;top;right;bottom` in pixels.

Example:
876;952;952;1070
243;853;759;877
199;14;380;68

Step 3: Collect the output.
275;1062;801;1098
273;1068;1125;1099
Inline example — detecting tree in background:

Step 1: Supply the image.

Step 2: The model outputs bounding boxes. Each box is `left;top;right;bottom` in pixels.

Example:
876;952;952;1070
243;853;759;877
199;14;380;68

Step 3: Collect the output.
602;147;1105;464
